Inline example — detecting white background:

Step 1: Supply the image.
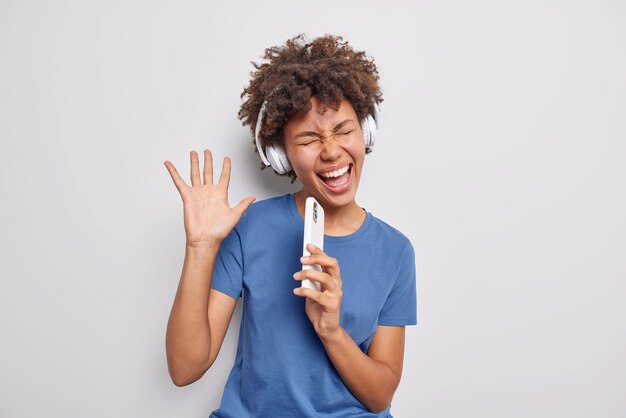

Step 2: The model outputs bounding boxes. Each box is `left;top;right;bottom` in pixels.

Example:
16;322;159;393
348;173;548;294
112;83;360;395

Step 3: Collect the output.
1;0;625;417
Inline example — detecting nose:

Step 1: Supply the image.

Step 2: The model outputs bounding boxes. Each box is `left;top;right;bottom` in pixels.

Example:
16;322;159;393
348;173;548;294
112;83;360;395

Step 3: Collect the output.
319;133;342;161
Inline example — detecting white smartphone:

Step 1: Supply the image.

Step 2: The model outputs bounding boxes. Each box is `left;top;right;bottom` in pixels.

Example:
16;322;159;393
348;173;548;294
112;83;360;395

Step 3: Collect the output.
302;197;325;292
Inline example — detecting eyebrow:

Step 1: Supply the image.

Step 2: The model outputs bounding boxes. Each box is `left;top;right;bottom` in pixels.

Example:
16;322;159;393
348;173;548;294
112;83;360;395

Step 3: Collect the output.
293;119;354;140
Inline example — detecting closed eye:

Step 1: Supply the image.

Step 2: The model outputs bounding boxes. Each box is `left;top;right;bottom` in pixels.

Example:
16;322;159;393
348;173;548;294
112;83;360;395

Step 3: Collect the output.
298;130;354;146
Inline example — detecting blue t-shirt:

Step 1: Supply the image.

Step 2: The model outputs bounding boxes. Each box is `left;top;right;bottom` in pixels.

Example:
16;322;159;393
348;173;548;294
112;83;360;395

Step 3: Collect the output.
209;194;417;418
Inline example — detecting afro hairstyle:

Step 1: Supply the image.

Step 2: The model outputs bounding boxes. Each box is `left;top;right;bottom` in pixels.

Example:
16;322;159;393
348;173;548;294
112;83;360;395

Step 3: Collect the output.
238;33;384;182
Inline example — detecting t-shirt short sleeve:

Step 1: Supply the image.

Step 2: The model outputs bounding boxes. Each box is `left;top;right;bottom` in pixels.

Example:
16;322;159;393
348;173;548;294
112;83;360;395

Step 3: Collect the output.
378;242;418;326
211;219;245;300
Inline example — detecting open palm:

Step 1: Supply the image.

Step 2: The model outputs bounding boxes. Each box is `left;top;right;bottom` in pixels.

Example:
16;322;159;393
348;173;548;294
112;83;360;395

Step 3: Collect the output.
164;150;255;248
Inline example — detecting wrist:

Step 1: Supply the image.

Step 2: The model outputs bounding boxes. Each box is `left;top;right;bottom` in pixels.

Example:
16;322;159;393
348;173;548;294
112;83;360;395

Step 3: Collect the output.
185;239;221;253
319;326;345;345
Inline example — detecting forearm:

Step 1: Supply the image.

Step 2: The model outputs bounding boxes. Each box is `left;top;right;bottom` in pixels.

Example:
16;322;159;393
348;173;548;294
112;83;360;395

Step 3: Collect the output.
320;327;398;413
166;243;219;385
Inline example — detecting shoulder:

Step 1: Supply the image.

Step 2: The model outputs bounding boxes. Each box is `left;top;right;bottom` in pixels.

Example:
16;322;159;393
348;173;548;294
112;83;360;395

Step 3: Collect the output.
367;217;416;290
244;193;290;219
356;213;414;267
368;214;413;251
235;193;293;234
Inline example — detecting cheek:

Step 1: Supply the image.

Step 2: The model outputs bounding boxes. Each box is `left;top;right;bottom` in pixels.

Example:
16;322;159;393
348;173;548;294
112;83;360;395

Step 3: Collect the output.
347;142;366;163
346;134;366;154
286;148;315;176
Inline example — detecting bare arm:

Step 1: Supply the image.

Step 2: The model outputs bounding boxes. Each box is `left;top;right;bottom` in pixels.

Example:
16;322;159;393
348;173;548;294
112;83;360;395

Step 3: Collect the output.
163;150;253;386
166;244;239;386
320;325;405;413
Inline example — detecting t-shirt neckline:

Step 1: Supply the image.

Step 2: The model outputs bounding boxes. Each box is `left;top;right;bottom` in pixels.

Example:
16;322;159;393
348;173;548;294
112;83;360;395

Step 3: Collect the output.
286;193;372;243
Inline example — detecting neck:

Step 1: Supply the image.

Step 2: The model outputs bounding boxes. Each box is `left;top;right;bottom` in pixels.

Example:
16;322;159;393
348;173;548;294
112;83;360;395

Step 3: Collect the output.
294;190;366;236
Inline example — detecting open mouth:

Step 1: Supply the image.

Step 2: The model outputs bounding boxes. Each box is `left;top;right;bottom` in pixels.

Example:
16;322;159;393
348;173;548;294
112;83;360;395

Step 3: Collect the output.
317;164;352;191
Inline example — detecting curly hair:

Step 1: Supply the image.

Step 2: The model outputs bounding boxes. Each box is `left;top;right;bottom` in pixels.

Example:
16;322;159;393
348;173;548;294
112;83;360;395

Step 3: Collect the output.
238;33;384;181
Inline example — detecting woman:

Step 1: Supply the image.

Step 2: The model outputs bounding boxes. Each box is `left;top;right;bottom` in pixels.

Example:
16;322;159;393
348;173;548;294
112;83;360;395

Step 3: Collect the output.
165;34;417;417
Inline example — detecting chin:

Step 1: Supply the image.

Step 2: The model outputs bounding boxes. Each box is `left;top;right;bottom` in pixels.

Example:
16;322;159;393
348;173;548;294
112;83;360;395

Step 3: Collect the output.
315;180;359;208
321;192;355;208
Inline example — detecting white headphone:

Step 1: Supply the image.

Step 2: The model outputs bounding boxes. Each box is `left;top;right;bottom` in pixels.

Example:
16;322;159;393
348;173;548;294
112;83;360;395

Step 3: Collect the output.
254;99;381;174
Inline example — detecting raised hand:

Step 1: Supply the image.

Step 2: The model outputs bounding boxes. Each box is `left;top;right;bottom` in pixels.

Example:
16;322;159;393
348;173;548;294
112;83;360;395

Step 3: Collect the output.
164;150;255;249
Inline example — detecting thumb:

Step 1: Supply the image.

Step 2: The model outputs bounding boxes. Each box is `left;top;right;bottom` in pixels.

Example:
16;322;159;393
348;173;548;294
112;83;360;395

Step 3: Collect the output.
234;196;256;215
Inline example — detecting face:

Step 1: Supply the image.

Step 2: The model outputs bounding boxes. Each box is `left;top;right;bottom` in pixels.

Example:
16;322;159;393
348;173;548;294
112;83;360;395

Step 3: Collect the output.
283;96;366;209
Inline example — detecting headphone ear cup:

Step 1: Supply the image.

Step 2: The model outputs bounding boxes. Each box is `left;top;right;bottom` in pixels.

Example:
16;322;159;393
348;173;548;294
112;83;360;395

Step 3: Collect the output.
361;114;378;152
266;143;291;174
360;117;371;150
365;114;378;151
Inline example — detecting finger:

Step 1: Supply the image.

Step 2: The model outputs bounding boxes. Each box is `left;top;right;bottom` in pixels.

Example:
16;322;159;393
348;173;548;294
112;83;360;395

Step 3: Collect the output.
293;286;325;303
306;243;326;256
302;244;325;262
164;160;189;194
203;149;213;186
190;150;201;187
301;250;339;274
293;270;336;292
234;196;256;216
218;156;231;189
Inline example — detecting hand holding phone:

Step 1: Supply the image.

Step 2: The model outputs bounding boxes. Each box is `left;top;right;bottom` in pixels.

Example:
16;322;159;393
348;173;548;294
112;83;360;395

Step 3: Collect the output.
302;197;325;291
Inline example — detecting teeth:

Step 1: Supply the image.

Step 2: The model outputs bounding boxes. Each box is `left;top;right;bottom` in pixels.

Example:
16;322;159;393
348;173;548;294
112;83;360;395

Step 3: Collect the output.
320;165;350;178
